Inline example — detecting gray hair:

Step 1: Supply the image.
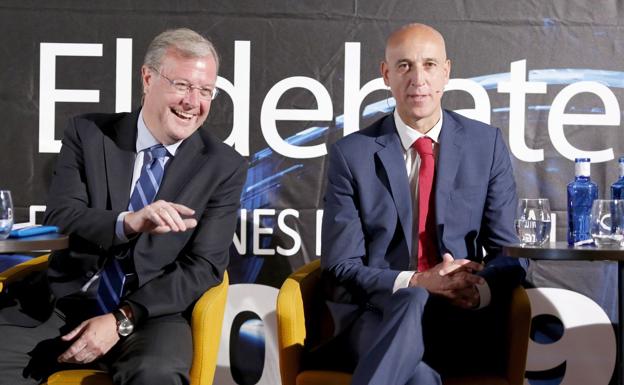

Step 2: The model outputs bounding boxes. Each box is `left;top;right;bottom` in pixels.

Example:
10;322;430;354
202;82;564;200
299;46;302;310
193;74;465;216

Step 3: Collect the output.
143;28;220;73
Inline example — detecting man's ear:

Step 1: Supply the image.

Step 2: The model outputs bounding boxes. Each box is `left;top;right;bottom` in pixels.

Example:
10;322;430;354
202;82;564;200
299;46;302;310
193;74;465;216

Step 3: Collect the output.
141;65;153;94
444;59;451;83
380;60;390;86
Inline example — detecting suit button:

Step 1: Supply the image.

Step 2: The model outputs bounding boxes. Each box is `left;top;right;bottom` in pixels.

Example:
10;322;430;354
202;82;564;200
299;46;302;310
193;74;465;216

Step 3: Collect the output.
86;271;95;278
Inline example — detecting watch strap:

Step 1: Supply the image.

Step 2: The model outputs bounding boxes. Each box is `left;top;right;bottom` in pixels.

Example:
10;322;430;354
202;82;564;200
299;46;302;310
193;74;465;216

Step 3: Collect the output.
112;309;127;323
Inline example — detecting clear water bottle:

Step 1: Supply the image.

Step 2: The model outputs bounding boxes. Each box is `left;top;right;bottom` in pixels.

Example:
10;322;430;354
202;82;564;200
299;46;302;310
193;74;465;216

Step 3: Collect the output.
567;158;598;245
611;156;624;199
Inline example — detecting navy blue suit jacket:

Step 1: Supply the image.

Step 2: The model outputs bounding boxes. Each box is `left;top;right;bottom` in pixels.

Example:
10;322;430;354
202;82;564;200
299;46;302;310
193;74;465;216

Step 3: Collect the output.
321;110;525;330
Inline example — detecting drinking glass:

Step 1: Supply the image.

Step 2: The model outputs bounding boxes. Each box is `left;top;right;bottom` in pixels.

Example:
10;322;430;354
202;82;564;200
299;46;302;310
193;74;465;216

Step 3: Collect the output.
590;199;624;247
0;190;13;239
515;198;551;246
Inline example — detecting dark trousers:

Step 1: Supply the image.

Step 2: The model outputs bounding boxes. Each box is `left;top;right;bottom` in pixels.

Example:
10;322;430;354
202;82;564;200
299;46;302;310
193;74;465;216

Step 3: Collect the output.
347;287;507;385
0;278;193;385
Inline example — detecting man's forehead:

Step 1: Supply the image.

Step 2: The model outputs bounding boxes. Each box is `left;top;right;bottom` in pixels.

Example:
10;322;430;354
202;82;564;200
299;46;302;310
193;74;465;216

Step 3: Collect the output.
386;39;447;62
162;52;215;68
385;25;447;60
159;54;217;81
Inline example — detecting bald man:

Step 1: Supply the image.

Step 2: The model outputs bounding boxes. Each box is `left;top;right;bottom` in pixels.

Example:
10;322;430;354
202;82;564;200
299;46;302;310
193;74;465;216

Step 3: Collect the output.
321;23;525;384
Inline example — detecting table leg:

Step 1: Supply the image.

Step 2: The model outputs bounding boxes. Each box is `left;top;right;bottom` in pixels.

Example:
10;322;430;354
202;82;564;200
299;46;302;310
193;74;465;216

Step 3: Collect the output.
619;261;623;385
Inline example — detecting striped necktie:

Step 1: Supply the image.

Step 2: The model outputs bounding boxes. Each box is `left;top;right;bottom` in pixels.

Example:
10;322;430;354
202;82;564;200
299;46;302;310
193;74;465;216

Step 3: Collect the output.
95;144;168;314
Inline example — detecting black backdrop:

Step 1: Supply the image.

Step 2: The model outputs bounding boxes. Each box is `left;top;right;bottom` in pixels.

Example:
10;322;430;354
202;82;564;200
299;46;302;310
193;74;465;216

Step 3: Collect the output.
1;1;622;384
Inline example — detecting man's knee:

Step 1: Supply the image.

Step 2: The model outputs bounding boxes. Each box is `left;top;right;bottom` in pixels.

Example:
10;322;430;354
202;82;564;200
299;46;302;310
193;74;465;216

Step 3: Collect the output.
114;354;191;385
405;361;442;385
390;286;429;313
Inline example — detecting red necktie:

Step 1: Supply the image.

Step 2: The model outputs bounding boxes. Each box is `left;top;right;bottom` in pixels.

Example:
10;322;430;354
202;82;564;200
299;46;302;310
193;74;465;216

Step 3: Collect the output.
413;137;438;272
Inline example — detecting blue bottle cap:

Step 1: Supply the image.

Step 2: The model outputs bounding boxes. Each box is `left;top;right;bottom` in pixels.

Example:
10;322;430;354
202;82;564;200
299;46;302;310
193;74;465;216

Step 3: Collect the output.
619;156;624;163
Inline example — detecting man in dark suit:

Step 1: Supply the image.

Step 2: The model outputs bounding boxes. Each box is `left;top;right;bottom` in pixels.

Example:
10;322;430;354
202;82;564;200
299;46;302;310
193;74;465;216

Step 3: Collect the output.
321;23;525;384
0;28;247;384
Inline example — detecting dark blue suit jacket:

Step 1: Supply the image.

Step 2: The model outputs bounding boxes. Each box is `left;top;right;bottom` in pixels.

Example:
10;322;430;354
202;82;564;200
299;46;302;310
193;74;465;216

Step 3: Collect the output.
321;110;525;331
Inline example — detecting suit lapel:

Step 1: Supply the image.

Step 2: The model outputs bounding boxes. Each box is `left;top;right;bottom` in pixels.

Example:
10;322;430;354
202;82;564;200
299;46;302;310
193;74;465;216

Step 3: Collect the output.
375;115;413;256
103;109;209;210
104;111;138;211
156;131;208;202
435;110;464;226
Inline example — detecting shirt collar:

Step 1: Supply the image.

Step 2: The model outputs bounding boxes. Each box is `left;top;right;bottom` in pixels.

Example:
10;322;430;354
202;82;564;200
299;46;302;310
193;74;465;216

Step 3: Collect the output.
394;109;443;151
137;109;182;156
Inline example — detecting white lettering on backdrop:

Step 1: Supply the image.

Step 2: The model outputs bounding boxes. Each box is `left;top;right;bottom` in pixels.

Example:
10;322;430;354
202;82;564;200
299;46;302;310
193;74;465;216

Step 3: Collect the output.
38;41;622;162
524;288;616;385
216;286;617;385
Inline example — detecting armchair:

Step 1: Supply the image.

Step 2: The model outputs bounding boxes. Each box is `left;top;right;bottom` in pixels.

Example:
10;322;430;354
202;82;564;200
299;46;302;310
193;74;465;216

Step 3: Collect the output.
0;254;228;385
276;259;532;385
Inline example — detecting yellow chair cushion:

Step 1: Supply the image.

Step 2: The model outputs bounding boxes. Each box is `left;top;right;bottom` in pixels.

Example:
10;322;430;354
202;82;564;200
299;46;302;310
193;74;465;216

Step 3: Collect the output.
296;370;352;385
295;370;511;385
45;369;112;385
443;374;510;385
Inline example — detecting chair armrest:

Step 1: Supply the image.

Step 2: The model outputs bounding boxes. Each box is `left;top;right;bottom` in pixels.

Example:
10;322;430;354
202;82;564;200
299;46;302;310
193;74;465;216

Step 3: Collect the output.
0;254;49;293
45;369;111;385
189;271;229;385
276;259;321;385
505;285;532;385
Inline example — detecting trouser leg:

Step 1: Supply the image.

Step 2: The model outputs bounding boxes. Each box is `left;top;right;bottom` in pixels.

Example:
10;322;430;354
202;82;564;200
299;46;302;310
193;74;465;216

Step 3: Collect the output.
422;296;507;378
109;313;193;385
349;287;441;385
0;310;68;385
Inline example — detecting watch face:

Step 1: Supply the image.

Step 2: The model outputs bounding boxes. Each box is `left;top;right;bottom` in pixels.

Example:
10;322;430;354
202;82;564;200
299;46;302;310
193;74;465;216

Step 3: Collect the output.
118;319;134;337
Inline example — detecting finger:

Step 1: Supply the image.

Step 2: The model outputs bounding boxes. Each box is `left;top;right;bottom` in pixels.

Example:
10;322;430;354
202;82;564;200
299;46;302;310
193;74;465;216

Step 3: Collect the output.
73;348;95;363
58;337;88;363
154;225;176;234
439;259;483;276
151;217;196;234
182;218;197;229
147;206;166;228
455;298;476;309
443;273;484;290
462;260;484;272
158;206;182;232
458;289;480;309
170;202;195;216
165;205;192;231
60;322;86;341
441;253;454;264
438;258;471;275
82;353;96;364
443;286;479;308
456;286;479;301
151;225;173;234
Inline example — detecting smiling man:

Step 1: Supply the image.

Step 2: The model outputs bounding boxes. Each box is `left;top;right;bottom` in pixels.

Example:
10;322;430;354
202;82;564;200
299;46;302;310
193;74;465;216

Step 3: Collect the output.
0;28;247;385
321;23;525;384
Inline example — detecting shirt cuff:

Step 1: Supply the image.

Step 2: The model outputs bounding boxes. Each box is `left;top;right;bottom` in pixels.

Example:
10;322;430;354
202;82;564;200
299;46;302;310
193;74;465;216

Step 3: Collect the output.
393;271;416;293
115;212;131;243
475;280;491;309
123;300;147;325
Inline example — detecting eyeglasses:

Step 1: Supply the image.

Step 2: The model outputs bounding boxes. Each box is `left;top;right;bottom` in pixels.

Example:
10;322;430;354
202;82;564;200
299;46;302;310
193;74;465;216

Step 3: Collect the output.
151;67;218;100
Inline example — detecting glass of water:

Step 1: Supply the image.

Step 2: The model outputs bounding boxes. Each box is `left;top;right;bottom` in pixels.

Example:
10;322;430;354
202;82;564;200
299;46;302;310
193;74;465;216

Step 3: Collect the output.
590;199;624;247
515;198;551;246
0;190;13;239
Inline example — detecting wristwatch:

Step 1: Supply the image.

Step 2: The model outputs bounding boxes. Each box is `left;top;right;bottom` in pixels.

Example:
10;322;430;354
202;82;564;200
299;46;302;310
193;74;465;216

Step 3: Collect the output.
112;308;134;337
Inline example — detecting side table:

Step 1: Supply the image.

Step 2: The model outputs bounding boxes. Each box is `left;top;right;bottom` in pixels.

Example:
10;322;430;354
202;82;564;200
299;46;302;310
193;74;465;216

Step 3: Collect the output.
0;233;69;253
